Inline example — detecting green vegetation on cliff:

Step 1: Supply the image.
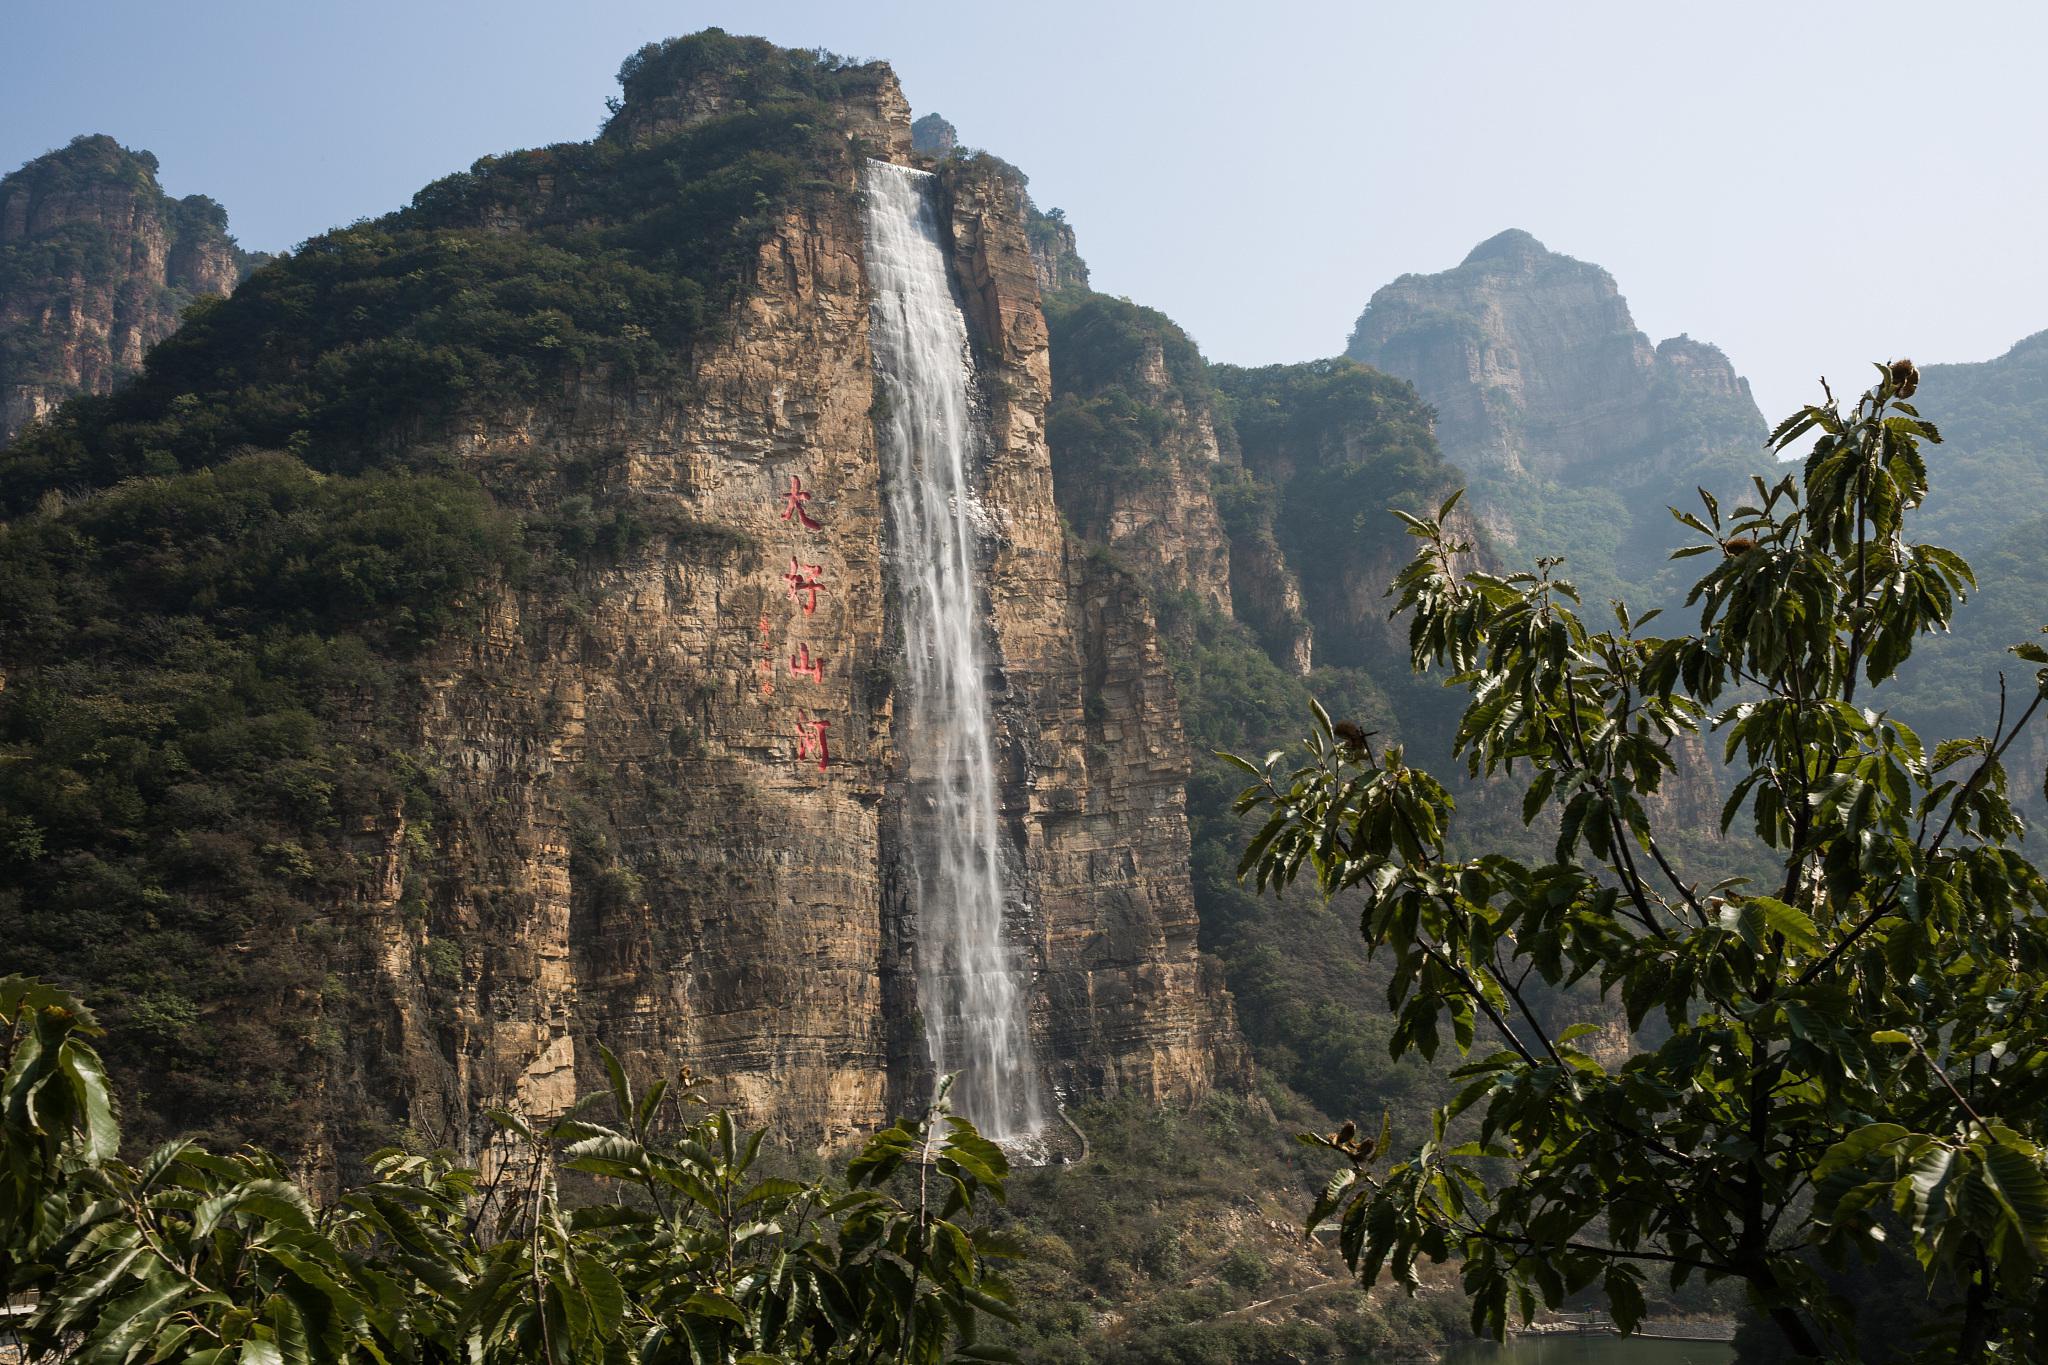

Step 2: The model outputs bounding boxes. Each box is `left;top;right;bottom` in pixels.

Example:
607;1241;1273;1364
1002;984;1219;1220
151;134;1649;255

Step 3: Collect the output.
0;35;859;1156
1212;358;1451;669
1047;294;1212;483
1044;294;1465;1143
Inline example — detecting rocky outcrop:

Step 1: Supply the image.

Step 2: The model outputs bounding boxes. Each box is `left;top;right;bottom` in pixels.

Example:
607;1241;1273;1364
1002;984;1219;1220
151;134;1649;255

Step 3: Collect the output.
1346;229;1764;485
910;113;958;155
1045;296;1236;615
0;135;258;443
1027;208;1089;299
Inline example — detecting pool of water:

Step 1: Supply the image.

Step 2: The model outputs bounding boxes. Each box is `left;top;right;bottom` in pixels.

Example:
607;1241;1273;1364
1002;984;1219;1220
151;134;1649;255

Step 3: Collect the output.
1432;1336;1734;1365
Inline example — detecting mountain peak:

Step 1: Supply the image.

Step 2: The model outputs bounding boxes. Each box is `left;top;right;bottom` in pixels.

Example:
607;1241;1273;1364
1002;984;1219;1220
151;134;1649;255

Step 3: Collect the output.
1461;228;1549;266
1348;229;1763;483
603;29;910;156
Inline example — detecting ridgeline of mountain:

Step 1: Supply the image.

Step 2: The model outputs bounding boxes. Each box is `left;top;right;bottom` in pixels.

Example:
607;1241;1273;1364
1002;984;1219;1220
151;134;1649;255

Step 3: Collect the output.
0;134;264;444
0;31;1248;1173
1343;229;1772;622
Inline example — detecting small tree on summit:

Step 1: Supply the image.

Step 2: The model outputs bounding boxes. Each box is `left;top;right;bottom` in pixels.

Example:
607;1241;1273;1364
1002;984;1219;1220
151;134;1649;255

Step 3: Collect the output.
1233;361;2048;1361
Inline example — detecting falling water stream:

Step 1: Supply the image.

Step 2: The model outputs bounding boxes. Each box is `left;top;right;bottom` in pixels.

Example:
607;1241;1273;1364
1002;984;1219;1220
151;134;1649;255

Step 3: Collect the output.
862;159;1045;1142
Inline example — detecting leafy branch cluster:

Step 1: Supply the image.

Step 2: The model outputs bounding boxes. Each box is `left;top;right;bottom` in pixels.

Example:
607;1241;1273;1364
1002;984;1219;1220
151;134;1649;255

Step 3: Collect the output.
1;977;1021;1364
1232;365;2048;1360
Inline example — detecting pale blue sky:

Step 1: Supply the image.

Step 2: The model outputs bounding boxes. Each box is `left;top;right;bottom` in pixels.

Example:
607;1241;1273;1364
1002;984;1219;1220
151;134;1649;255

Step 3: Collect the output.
6;0;2044;423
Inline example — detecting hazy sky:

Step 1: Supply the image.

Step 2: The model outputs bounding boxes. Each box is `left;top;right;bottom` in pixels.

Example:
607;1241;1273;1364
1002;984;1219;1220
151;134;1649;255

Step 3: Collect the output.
7;1;2045;423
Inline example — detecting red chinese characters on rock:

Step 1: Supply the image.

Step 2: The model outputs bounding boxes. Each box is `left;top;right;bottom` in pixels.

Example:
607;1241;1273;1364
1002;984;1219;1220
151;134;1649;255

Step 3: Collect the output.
772;474;833;770
781;474;822;531
783;557;824;615
794;716;831;771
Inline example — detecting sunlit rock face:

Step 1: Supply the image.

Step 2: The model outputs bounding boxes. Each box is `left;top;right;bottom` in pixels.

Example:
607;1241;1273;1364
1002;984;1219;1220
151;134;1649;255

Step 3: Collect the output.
0;134;259;444
0;34;1251;1172
314;40;1246;1160
1347;228;1764;484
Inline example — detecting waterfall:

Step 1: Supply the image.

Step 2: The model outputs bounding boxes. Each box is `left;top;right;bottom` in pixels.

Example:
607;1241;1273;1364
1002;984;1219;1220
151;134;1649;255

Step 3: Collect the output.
862;158;1044;1142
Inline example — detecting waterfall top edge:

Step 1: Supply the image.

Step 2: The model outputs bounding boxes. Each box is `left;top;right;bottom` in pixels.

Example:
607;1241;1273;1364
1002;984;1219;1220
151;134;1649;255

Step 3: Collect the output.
864;157;935;181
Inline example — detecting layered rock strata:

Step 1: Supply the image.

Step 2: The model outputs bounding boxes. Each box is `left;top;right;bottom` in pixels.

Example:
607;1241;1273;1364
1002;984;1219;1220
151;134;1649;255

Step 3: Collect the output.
1044;296;1238;615
324;53;1245;1157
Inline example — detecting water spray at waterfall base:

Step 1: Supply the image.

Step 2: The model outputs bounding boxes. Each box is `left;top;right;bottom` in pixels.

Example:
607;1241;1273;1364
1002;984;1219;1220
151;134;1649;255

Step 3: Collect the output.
862;159;1047;1146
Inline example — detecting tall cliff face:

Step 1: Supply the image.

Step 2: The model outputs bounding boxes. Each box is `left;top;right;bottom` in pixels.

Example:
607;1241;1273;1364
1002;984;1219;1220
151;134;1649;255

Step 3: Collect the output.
1346;229;1764;486
0;135;261;444
0;32;1244;1167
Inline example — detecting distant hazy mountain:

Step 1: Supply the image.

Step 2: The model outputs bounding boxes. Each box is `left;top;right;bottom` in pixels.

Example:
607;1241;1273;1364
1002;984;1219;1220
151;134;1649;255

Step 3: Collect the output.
1915;330;2048;556
1345;228;1771;606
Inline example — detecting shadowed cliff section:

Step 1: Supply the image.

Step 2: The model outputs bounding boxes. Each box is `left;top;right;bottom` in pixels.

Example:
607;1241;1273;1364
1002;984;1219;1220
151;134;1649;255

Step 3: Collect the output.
0;134;264;445
1028;216;1478;1148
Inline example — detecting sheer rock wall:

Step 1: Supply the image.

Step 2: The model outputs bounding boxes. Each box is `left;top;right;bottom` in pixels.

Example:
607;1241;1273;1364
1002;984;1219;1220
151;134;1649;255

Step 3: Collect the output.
320;63;1245;1159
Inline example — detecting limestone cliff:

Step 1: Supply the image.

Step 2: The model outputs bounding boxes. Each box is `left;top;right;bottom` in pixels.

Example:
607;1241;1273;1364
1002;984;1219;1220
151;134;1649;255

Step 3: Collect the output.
0;32;1245;1166
0;134;261;443
347;46;1247;1156
1346;229;1765;485
1027;208;1089;299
